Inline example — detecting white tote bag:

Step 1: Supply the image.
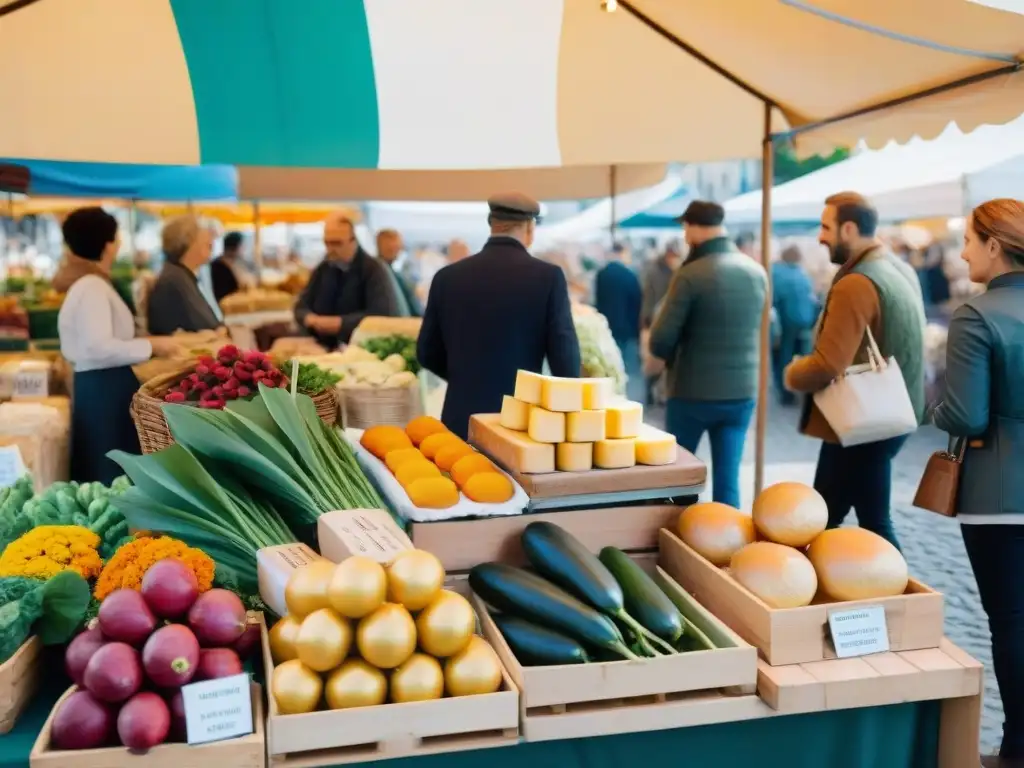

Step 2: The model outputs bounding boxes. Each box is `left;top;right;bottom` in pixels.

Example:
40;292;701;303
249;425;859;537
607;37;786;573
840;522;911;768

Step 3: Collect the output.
813;327;917;446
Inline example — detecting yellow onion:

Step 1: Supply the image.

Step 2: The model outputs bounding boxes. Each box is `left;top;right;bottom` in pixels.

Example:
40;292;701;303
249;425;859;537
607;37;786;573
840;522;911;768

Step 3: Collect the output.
356;603;417;669
271;659;323;714
390;653;444;703
416;590;475;658
444;636;503;697
324;659;388;709
268;615;302;664
386;550;444;611
285;560;337;618
328;556;387;619
295;608;352;672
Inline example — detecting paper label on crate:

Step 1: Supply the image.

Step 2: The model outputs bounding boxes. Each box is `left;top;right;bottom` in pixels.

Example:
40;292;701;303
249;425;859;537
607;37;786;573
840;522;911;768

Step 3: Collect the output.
828;605;889;658
318;509;413;565
13;369;47;398
182;673;253;745
0;445;26;489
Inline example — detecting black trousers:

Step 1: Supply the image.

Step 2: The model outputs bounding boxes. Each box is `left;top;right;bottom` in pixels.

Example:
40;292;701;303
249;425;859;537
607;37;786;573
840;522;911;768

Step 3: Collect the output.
71;365;142;485
962;524;1024;759
813;435;907;551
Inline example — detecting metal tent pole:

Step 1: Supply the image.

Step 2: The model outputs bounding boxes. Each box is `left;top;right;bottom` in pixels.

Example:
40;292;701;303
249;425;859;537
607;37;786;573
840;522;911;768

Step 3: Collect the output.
754;103;774;498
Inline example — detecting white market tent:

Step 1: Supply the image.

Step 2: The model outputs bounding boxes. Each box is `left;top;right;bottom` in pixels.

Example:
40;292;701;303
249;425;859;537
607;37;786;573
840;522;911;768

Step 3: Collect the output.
724;117;1024;225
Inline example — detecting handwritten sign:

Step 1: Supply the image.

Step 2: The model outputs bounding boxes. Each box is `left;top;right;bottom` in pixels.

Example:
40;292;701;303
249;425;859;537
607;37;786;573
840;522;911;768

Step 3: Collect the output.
0;445;26;489
13;369;48;398
181;673;253;745
828;605;889;658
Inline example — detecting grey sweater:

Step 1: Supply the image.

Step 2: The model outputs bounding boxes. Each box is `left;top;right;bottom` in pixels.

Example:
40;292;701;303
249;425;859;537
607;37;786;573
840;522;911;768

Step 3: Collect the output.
649;237;767;401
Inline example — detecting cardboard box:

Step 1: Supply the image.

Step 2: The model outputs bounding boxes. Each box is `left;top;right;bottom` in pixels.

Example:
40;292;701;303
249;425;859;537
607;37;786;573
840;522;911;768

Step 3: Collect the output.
317;509;412;565
257;543;327;617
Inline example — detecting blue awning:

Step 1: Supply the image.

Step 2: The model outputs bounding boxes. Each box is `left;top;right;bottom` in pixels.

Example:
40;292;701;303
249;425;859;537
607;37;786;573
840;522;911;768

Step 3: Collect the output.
0;158;237;200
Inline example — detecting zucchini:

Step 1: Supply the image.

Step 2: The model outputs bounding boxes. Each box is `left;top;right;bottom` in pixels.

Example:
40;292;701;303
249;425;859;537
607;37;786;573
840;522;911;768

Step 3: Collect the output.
520;522;675;654
492;613;590;666
599;547;685;644
469;563;637;659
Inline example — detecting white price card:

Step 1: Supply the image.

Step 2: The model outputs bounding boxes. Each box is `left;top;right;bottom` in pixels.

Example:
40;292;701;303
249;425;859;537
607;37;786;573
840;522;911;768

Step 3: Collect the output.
181;673;253;745
0;445;27;489
14;369;47;398
828;605;889;658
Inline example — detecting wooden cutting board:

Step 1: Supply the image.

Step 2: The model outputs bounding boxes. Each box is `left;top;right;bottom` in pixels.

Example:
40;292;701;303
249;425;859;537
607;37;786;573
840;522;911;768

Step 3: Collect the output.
468;413;706;499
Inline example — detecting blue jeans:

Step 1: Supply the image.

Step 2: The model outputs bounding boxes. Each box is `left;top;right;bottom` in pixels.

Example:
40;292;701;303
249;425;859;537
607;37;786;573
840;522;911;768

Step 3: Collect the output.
813;435;907;550
666;397;755;508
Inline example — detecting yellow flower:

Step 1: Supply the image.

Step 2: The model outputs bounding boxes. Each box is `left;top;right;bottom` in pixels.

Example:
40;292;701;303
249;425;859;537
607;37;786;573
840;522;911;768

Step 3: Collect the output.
94;535;215;601
0;525;103;580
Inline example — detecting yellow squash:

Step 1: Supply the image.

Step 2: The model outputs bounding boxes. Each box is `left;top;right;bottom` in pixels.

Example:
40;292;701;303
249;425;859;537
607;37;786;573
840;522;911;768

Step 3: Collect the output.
416;590;475;658
328;556;387;619
268;615;302;664
325;659;388;709
356;603;417;669
386;550;444;611
285;560;337;618
390;653;444;703
295;608;353;672
445;636;503;697
272;660;323;715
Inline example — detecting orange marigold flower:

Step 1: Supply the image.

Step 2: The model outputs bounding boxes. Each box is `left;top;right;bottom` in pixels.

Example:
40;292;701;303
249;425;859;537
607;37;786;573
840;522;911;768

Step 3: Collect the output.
94;535;215;601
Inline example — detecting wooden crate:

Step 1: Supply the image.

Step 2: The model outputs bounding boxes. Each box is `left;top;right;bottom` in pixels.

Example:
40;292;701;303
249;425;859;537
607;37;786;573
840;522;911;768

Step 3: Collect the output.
472;567;758;742
30;683;265;768
261;620;519;766
0;636;41;734
659;529;944;666
757;638;983;768
410;503;681;572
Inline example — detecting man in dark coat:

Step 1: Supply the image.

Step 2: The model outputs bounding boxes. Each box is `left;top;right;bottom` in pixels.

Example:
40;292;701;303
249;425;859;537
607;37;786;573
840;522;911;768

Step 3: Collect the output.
210;231;243;303
294;211;399;349
417;193;581;438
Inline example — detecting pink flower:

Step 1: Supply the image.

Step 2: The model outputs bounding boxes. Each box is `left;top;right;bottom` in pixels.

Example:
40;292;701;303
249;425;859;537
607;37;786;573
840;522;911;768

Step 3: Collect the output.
198;355;216;367
199;398;225;409
233;362;253;381
212;385;225;397
212;365;231;380
223;377;239;392
237;385;251;397
252;370;266;383
278;376;290;389
164;391;186;403
196;364;210;376
193;381;209;393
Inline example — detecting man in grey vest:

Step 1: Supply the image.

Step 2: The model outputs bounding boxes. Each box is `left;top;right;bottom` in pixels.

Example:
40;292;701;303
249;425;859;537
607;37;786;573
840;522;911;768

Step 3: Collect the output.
785;192;926;550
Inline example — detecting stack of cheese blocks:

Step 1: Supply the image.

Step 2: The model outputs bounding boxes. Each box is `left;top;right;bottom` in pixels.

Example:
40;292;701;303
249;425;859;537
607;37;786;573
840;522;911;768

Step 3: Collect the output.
499;371;678;471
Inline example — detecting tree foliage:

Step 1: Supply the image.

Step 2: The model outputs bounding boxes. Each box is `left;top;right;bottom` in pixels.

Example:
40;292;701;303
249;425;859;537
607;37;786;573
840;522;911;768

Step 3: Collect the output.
773;143;850;185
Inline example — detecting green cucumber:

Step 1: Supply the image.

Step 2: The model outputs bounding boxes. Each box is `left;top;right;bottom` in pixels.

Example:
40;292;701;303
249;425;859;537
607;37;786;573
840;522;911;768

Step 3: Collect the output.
520;522;675;654
599;547;685;644
469;563;638;660
492;613;590;666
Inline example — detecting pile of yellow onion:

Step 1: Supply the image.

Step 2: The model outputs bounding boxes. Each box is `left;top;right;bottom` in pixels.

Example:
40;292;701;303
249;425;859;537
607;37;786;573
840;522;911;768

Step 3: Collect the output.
269;549;504;714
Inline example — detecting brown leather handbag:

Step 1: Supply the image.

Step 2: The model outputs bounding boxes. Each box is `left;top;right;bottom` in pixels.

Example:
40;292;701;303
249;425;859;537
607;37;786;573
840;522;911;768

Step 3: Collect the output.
912;437;966;517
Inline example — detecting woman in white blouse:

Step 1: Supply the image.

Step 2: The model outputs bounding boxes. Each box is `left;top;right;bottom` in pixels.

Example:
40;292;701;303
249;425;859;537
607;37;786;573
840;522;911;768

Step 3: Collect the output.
56;207;179;484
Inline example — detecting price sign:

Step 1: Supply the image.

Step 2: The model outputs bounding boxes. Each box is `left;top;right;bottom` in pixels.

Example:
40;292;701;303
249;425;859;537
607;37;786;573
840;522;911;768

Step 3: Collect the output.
14;369;48;398
0;445;27;489
181;673;253;745
828;605;889;658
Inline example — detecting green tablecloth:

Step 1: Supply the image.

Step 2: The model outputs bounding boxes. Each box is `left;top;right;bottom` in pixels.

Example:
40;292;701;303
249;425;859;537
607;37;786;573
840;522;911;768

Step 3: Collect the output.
0;680;943;768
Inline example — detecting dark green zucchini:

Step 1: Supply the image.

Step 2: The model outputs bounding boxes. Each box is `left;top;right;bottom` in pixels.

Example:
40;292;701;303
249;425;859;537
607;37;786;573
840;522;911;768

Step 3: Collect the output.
599;546;685;644
469;562;637;659
520;522;675;654
492;613;590;666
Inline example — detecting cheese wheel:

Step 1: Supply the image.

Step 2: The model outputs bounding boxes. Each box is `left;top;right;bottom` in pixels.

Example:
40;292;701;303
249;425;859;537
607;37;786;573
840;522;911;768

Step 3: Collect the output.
676;503;755;567
807;528;909;602
752;482;828;547
729;542;818;609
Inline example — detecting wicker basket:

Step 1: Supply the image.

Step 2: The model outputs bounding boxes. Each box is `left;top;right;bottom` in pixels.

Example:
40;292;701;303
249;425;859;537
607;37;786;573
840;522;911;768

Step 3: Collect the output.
338;385;422;429
131;366;338;454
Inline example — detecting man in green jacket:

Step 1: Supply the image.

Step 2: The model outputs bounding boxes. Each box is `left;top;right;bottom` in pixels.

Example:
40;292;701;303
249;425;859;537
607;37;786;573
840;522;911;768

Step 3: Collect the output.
649;201;768;508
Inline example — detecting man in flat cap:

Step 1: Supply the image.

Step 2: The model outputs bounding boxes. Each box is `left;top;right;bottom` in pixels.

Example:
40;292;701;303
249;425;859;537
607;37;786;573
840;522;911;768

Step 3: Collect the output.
649;200;767;508
417;192;581;438
294;210;400;349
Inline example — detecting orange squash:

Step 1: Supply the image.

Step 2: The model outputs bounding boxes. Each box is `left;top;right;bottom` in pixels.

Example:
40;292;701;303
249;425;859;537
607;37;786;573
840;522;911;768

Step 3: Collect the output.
450;453;496;488
434;442;476;472
419;432;462;461
385;447;427;473
462;472;514;504
405;416;448;446
395;461;442;488
406;477;460;509
361;426;413;459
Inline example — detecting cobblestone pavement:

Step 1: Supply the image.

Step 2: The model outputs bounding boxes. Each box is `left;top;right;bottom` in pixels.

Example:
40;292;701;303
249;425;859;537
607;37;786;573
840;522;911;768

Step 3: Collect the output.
648;399;1001;752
